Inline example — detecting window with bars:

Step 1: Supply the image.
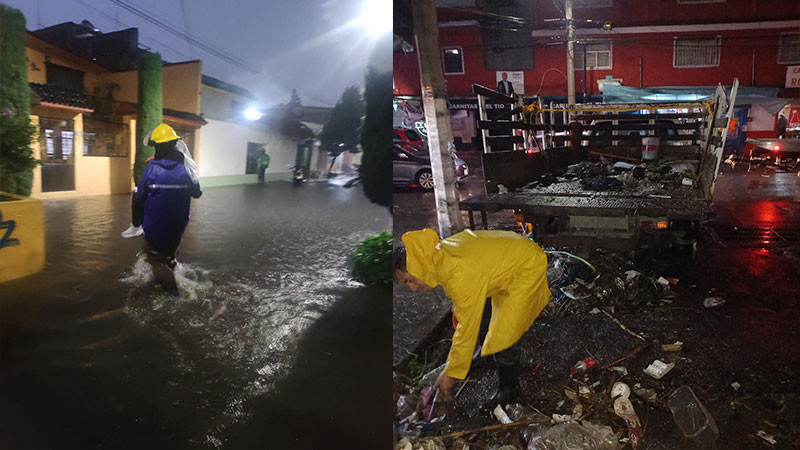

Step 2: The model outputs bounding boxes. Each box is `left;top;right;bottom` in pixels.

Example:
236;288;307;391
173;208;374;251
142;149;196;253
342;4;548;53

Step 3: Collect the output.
82;118;130;157
778;33;800;64
674;37;720;68
573;0;612;7
575;41;612;70
442;47;465;74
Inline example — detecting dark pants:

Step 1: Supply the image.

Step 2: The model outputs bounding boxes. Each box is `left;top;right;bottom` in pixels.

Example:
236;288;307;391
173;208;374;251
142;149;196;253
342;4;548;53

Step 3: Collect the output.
477;298;522;367
258;166;266;183
144;241;179;295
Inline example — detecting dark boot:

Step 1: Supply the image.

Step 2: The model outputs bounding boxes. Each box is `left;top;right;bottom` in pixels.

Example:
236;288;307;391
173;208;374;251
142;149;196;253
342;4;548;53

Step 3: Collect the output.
481;360;520;412
146;251;179;296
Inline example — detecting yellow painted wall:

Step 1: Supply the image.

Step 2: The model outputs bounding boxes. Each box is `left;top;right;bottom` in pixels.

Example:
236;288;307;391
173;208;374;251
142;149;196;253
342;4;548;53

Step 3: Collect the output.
102;61;202;114
31;107;134;199
26;45;107;91
0;195;45;283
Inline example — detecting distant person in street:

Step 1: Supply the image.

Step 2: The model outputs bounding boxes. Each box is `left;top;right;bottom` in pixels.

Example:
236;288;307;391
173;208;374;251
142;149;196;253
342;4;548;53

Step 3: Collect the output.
257;147;270;184
393;228;551;410
121;123;202;295
778;113;788;139
497;72;515;96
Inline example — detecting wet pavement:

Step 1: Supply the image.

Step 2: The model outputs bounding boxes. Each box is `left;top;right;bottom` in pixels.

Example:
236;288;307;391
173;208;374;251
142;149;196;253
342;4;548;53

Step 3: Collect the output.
0;181;391;449
394;162;800;448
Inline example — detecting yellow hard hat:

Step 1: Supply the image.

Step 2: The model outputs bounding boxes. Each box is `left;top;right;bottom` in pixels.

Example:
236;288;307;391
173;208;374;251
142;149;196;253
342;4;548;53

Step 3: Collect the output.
147;123;180;145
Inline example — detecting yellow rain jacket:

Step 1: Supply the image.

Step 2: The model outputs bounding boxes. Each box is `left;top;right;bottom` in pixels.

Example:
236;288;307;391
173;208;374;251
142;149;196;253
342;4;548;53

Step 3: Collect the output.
402;228;551;380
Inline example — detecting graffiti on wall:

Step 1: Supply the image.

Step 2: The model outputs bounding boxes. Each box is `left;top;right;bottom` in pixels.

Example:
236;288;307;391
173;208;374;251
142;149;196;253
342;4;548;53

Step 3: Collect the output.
0;210;20;249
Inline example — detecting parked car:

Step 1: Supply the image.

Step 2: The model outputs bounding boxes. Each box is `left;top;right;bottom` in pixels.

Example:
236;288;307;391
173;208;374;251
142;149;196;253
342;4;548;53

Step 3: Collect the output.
393;127;426;149
393;141;468;190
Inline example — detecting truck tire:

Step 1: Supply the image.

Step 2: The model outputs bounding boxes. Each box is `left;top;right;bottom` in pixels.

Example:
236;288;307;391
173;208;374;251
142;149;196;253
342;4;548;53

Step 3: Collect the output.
416;169;434;190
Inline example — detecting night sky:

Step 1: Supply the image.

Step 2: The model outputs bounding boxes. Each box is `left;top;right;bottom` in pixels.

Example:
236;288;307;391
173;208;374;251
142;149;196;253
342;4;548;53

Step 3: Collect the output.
10;0;390;107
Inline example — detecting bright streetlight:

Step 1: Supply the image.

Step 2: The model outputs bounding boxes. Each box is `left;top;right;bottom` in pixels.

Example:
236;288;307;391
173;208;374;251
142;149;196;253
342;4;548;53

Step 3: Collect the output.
243;107;264;121
358;0;391;35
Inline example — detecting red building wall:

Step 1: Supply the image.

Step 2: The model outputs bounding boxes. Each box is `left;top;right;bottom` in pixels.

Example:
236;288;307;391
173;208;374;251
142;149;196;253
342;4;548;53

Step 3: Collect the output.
394;25;800;98
394;1;800;98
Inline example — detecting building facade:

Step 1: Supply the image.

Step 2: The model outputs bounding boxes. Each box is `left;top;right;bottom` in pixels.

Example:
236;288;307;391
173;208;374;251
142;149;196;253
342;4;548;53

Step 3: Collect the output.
394;0;800;146
25;22;205;198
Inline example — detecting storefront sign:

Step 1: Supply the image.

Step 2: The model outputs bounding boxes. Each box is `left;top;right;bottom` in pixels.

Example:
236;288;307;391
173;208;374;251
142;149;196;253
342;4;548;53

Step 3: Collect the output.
786;65;800;88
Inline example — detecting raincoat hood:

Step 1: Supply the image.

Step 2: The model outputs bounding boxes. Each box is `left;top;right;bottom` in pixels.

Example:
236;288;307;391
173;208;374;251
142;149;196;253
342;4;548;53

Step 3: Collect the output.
401;228;441;288
150;159;181;170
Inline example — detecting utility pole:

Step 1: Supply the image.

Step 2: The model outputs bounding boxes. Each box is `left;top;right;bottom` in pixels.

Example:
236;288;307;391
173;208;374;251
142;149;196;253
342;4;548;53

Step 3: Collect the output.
411;0;464;238
565;0;576;105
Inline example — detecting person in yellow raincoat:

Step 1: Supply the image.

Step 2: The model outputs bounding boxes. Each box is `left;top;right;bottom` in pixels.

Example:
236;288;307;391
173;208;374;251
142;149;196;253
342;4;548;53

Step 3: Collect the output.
394;228;551;409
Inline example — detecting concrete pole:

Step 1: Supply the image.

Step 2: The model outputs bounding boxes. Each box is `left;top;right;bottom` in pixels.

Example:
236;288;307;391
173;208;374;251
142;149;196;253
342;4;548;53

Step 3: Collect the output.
411;0;464;238
565;0;576;106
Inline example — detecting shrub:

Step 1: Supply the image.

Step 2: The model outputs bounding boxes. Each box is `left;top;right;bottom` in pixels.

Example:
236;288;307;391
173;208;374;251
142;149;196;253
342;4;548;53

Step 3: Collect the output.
351;232;392;286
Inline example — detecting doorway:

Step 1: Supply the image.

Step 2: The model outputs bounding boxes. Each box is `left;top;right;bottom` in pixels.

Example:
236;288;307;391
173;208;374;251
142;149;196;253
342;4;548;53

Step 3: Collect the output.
39;117;76;192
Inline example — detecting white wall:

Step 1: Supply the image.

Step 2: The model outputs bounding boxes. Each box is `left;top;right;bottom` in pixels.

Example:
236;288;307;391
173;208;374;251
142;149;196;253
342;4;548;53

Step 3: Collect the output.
198;119;296;177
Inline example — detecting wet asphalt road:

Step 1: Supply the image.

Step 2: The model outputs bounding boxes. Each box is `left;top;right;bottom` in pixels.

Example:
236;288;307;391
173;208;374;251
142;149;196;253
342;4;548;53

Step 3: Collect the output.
0;181;392;449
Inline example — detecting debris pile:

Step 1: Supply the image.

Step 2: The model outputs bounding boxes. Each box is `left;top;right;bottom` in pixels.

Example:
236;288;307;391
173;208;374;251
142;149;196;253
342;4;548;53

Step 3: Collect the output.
519;159;700;198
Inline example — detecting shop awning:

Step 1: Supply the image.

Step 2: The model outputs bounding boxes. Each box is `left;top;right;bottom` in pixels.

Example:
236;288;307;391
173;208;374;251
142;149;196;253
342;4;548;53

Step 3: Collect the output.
603;84;791;115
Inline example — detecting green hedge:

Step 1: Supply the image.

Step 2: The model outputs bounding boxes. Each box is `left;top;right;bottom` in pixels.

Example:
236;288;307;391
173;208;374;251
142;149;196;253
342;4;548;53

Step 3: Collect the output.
134;52;163;184
0;5;38;195
351;232;392;286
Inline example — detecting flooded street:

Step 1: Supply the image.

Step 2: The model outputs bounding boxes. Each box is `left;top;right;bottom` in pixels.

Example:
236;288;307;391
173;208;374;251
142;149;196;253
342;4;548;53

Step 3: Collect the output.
0;181;391;449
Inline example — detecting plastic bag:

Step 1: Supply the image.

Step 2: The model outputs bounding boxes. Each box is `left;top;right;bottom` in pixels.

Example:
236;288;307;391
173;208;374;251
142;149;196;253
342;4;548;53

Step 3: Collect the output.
528;421;620;450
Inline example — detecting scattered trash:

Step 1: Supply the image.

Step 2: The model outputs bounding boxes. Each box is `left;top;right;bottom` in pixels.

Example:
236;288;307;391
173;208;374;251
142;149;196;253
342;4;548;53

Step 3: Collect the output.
396;394;417;419
610;366;628;377
531;363;542;376
644;359;675;379
529;421;621;450
756;430;777;445
703;297;726;308
731;382;741;391
662;341;683;352
681;177;694;186
497;184;509;194
668;386;718;447
493;405;512;424
420;386;446;421
612;382;643;448
624;270;640;282
590;307;601;314
552;414;571;424
614;161;636;170
656;276;670;286
570;357;597;377
633;385;658;403
602;310;646;341
666;277;679;284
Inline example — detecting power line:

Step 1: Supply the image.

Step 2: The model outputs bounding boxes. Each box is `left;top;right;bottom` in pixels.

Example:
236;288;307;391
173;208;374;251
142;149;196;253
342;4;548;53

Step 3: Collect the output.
107;0;261;73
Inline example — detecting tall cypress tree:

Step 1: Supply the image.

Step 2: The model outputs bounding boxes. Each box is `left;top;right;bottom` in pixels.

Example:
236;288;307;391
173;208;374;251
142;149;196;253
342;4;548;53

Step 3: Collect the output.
320;86;364;173
134;52;163;184
359;34;392;209
0;5;38;195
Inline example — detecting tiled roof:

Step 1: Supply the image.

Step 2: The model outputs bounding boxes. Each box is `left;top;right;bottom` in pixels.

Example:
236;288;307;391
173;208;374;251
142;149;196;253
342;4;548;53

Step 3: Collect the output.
30;83;93;111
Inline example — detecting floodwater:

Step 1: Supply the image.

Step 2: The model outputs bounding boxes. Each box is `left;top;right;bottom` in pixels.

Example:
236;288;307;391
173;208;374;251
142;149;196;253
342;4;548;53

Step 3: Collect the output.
0;181;391;449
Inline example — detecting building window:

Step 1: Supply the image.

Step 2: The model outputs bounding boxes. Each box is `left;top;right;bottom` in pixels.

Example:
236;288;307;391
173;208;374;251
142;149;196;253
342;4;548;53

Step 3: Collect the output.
575;41;612;70
82;118;130;157
573;0;612;7
46;63;85;92
674;37;720;68
778;33;800;64
443;47;464;75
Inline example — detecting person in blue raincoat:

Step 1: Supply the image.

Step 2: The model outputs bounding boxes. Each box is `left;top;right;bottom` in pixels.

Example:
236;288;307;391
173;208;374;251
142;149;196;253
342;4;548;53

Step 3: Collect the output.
121;123;201;294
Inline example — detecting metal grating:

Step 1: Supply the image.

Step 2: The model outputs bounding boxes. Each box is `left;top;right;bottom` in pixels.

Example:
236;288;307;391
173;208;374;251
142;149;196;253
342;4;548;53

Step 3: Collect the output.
714;227;800;246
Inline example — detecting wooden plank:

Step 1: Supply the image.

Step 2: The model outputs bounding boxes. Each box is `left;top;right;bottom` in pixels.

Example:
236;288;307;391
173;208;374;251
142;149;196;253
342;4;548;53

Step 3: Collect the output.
472;83;516;103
